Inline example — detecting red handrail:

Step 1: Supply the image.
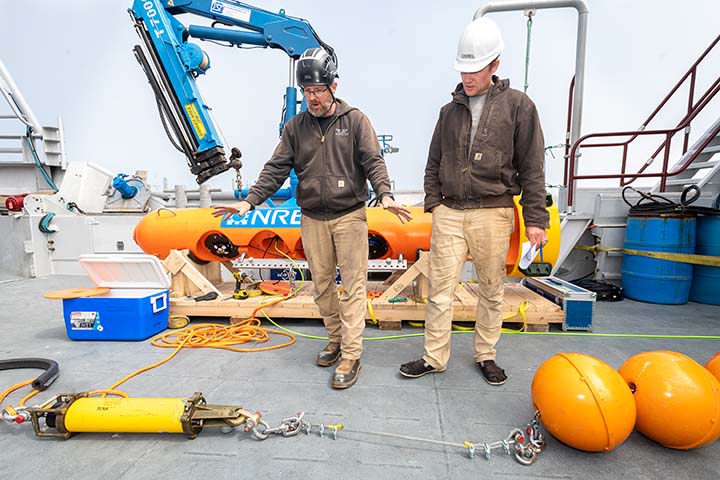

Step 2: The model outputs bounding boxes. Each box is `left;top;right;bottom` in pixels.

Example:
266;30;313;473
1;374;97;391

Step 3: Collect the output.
565;33;720;208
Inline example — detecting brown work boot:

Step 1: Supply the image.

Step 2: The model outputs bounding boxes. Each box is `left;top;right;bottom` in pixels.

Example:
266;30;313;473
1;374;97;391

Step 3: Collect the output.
331;358;362;389
316;342;341;367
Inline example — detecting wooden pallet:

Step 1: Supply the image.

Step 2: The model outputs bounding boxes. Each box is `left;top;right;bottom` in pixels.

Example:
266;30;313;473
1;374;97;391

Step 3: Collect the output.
164;250;564;332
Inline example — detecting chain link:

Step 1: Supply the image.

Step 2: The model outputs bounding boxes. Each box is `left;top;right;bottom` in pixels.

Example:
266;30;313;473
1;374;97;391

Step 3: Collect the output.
245;412;306;440
461;411;545;465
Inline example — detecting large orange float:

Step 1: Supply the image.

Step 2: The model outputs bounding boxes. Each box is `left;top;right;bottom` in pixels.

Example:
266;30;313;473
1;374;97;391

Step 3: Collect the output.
133;198;560;276
531;353;636;452
706;352;720;382
619;350;720;450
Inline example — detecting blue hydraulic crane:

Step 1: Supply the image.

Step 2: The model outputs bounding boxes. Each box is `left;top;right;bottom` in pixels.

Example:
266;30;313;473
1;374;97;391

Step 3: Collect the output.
128;0;334;185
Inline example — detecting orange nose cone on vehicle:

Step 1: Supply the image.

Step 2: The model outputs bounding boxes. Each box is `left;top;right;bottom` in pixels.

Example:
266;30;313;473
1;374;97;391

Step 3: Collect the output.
706;352;720;383
531;353;636;452
619;350;720;450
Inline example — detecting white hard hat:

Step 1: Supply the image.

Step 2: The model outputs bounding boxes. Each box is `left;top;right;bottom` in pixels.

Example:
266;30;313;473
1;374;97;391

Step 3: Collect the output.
454;17;504;73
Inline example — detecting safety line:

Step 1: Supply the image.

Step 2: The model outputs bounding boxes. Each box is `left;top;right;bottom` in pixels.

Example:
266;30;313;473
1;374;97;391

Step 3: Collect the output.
262;312;720;341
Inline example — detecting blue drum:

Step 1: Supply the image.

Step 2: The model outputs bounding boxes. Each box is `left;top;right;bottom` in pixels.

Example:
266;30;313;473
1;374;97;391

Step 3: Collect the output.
622;214;696;304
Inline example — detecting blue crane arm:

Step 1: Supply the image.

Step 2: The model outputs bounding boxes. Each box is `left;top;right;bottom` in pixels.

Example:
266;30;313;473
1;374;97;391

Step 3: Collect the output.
128;0;330;184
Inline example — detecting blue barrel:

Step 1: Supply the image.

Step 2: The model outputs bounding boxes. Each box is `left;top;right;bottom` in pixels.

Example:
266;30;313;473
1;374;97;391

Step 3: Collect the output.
621;214;696;304
689;215;720;305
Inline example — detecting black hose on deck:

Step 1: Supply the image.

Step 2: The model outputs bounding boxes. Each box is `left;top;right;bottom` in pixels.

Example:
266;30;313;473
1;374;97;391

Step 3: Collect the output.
622;185;720;216
0;358;60;390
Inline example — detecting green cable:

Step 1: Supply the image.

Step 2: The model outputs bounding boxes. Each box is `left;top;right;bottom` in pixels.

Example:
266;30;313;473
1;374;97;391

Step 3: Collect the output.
261;311;720;341
501;331;720;339
38;212;57;233
263;241;720;342
274;241;306;291
262;311;424;340
25;129;58;192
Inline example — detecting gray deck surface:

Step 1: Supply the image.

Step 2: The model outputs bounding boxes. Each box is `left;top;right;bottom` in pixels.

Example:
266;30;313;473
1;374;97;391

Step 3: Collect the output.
1;274;719;479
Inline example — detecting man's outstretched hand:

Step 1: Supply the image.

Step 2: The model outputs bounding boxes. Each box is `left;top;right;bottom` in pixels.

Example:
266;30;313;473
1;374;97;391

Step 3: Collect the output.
381;196;413;223
211;200;253;221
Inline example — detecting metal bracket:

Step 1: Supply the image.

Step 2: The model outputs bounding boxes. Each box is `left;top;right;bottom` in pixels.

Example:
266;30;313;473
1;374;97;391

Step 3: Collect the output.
233;256;407;271
26;392;87;438
182;392;260;438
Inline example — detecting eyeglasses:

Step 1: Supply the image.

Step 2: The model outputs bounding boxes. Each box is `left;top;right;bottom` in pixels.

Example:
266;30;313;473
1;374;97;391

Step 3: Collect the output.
301;87;329;98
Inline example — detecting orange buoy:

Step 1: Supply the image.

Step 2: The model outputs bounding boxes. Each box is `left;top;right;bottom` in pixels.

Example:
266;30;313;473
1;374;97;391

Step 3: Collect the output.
531;353;636;452
619;350;720;450
133;200;559;276
706;352;720;382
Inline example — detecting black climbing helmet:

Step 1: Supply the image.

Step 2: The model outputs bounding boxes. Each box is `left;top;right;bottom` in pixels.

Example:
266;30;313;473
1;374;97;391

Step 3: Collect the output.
296;48;338;87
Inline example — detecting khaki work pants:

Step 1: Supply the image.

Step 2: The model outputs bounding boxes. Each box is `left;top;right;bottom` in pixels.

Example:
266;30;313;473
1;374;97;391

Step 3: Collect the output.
301;208;368;360
423;205;515;369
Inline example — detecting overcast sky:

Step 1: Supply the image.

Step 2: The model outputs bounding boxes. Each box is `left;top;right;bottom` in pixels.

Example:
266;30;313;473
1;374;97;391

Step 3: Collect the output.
1;0;718;193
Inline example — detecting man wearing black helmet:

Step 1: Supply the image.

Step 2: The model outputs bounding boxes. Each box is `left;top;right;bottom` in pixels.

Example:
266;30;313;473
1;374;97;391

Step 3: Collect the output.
213;48;411;389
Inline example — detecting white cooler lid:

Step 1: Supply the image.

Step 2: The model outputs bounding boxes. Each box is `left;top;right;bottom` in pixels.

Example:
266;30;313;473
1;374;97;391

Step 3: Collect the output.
78;254;171;290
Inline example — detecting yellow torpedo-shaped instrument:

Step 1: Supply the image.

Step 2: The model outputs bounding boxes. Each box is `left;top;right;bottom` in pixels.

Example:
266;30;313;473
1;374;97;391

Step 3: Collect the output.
27;392;259;439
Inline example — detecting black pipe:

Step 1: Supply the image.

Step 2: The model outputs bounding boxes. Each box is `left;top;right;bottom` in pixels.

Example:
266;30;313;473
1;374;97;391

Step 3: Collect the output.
0;358;59;391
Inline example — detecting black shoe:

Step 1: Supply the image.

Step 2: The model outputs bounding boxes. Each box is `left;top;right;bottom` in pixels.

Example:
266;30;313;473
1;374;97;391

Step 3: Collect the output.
316;342;341;367
399;359;446;378
478;360;507;385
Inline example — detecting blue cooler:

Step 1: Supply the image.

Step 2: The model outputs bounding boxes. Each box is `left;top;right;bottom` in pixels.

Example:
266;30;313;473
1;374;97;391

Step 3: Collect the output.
62;254;171;341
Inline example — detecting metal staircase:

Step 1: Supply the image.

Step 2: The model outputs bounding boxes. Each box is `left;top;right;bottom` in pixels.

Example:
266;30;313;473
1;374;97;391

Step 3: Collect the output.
556;33;720;281
0;57;65;195
655;116;720;195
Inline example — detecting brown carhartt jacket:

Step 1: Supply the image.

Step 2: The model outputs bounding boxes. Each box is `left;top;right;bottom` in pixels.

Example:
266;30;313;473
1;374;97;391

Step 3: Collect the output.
245;99;392;220
424;78;550;228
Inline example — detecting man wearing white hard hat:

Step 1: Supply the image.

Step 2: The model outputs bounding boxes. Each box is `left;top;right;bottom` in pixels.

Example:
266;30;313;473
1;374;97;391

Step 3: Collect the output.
400;17;549;385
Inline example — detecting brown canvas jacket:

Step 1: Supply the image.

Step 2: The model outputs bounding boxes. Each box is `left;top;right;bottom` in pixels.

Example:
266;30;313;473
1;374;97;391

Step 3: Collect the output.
246;99;392;220
423;78;550;228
